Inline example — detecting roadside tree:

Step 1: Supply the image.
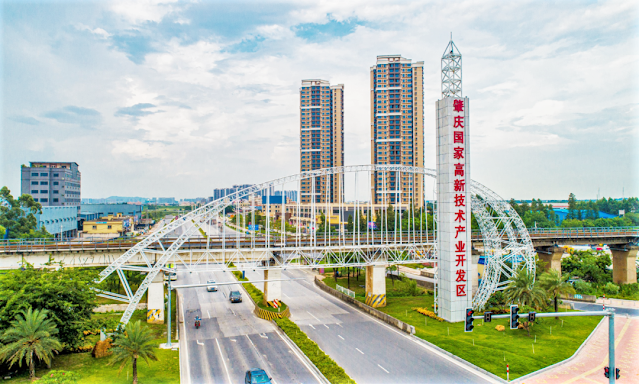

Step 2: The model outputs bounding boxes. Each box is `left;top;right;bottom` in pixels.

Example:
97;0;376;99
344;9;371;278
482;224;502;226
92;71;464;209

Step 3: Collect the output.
0;308;62;381
111;321;158;384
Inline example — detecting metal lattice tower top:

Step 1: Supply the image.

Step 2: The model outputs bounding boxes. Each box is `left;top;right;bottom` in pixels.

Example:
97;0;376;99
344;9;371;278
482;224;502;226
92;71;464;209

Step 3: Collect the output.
441;37;462;98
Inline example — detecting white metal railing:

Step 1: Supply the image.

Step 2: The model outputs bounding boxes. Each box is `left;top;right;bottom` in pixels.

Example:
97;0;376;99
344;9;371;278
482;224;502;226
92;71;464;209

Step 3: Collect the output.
336;284;356;298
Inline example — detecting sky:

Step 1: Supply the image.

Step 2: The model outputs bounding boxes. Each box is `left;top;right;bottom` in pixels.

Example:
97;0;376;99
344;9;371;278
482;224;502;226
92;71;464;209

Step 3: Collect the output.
1;0;638;201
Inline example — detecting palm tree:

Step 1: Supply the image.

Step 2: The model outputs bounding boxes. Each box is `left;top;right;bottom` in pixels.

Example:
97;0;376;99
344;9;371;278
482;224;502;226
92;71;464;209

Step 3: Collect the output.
111;320;158;384
0;307;62;381
540;269;576;318
504;268;546;309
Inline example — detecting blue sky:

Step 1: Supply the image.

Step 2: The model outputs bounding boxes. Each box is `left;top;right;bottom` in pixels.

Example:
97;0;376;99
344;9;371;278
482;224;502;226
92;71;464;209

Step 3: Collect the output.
1;0;637;200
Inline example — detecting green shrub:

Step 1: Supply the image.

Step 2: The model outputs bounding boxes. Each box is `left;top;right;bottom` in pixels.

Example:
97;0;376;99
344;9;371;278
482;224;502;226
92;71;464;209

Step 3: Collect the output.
603;282;620;295
274;318;355;384
574;280;593;295
619;283;638;296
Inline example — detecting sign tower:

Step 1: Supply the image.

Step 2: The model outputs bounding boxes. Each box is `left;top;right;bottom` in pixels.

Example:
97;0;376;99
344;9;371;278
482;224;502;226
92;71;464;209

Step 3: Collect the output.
436;38;472;322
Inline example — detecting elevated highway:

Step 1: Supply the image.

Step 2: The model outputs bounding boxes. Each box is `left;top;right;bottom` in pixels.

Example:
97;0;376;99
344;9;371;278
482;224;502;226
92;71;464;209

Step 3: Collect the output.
1;227;636;270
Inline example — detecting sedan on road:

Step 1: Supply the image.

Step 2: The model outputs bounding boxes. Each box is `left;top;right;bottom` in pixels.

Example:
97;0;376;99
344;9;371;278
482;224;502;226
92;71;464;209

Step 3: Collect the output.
245;368;271;384
206;280;218;292
229;290;242;303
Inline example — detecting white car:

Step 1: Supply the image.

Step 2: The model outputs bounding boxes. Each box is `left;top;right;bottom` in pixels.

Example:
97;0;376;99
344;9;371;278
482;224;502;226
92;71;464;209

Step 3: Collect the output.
206;280;218;292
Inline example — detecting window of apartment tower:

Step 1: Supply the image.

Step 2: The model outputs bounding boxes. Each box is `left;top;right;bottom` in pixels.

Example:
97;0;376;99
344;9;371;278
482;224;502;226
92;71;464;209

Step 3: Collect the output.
92;226;97;229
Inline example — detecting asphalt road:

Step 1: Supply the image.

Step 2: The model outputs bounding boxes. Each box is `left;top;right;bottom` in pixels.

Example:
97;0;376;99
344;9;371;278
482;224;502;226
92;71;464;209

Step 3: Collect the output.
566;300;639;317
177;267;324;384
243;268;499;384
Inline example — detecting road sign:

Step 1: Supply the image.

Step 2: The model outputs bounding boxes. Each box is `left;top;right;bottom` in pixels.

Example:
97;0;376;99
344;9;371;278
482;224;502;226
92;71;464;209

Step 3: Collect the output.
248;225;259;231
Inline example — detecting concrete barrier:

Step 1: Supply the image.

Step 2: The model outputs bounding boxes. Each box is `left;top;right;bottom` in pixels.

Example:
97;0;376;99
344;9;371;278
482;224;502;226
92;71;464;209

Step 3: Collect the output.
93;303;147;313
314;277;415;335
561;293;597;303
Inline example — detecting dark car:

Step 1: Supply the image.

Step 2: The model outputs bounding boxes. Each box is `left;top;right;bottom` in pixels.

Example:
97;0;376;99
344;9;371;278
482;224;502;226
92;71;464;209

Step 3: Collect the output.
245;368;271;384
229;290;242;303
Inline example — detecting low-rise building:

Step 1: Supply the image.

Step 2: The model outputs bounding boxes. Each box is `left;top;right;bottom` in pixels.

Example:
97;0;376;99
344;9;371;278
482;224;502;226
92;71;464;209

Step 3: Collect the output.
34;206;78;239
82;214;132;238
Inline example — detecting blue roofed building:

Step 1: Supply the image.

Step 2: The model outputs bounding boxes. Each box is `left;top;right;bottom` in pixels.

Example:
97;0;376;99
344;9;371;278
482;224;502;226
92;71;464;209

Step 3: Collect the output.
553;208;617;223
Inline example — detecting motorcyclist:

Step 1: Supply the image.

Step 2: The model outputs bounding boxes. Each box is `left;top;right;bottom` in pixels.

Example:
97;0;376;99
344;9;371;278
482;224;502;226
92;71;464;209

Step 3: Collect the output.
195;316;201;328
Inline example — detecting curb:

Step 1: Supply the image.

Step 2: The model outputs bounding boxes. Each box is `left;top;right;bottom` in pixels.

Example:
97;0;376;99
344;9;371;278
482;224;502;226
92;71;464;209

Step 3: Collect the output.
270;320;331;384
511;316;606;383
314;276;416;335
314;276;506;383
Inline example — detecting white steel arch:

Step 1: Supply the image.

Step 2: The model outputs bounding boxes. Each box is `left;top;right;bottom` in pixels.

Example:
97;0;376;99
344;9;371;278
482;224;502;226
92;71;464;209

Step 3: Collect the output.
98;165;535;324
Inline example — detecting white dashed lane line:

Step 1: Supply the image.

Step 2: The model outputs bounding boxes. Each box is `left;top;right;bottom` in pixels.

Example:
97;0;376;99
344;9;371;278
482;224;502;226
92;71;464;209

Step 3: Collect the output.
356;348;364;354
377;364;389;374
338;335;344;340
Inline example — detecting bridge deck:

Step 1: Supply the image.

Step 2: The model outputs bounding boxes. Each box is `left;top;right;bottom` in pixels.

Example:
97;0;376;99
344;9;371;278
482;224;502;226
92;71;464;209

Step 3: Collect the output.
0;227;636;254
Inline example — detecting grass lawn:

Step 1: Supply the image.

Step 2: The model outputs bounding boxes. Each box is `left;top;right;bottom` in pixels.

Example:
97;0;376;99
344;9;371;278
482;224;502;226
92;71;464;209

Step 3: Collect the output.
10;296;179;383
323;274;602;381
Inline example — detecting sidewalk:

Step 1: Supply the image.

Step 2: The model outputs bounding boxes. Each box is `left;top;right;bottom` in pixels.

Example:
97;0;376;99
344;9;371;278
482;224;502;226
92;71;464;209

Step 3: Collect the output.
516;316;639;384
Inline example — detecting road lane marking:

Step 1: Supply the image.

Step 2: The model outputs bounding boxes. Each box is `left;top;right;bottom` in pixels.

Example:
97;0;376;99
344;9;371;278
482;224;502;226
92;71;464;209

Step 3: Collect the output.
215;338;232;384
356;348;364;354
207;310;211;319
259;333;269;339
306;311;321;322
196;340;204;346
230;339;236;342
309;324;316;329
377;364;389;373
336;323;343;328
274;326;324;384
338;335;344;340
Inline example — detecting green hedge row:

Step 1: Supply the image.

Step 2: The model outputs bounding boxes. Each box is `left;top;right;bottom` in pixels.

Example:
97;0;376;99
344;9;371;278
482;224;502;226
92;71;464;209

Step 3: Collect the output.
274;317;356;384
232;271;288;313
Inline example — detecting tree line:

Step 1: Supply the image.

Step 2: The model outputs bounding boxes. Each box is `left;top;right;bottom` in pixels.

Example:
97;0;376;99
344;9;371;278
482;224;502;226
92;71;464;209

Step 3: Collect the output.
509;194;638;228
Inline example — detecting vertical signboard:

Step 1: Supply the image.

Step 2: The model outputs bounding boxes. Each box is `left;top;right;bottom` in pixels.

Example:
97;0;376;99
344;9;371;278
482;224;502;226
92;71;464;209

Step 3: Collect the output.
436;96;471;322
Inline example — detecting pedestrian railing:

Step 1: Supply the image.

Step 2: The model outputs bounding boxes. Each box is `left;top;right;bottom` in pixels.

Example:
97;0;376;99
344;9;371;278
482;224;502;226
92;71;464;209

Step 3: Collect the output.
336;284;356;298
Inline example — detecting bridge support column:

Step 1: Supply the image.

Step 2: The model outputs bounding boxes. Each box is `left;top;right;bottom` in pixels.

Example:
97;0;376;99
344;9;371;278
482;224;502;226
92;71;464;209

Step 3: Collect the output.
537;246;564;275
147;273;164;324
263;269;282;306
365;265;386;308
611;245;638;285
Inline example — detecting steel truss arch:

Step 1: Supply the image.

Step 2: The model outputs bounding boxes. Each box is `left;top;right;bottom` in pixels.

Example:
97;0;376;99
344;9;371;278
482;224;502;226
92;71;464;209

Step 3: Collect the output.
99;165;535;324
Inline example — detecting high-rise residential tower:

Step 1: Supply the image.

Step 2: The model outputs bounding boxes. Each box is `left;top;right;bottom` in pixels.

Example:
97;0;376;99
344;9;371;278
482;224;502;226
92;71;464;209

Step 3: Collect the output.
370;55;424;208
300;80;344;203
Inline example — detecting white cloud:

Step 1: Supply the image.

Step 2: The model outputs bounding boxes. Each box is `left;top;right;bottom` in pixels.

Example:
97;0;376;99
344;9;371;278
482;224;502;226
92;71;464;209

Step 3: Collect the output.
111;139;167;159
2;0;637;200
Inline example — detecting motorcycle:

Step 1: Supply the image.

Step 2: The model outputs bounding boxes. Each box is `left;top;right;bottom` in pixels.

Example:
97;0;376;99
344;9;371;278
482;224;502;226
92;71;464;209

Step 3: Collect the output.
195;318;201;329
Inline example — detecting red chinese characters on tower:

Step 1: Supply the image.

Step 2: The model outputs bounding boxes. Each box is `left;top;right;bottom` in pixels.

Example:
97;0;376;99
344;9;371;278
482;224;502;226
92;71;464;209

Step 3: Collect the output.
451;99;468;298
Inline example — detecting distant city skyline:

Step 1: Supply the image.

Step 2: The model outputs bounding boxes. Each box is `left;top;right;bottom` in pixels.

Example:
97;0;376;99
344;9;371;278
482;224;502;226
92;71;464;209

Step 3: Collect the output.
2;1;637;200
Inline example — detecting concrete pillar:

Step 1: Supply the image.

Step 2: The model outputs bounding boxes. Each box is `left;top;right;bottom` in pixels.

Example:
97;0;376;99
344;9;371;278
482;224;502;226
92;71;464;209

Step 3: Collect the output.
147;273;164;324
365;265;386;308
611;246;638;285
263;269;282;305
537;246;565;275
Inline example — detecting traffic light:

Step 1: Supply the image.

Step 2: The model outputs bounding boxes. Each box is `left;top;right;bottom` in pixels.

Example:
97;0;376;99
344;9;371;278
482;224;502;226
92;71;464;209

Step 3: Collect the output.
616;368;620;379
484;311;492;323
465;308;474;332
604;367;609;378
528;311;536;322
510;305;520;329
